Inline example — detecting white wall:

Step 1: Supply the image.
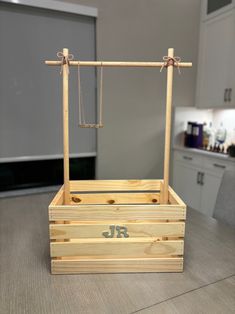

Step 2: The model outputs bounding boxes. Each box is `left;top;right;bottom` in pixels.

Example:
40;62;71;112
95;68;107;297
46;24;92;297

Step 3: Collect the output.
173;107;235;147
58;0;201;179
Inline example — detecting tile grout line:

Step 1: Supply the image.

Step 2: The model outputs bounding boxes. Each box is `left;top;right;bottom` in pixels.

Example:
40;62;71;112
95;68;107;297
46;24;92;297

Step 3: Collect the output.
130;273;235;314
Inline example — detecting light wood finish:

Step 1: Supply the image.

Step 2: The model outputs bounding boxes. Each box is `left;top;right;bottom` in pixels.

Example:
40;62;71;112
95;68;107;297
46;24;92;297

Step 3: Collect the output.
49;180;186;274
50;238;184;258
70;192;160;205
45;47;192;274
45;60;192;68
49;185;64;206
49;180;186;273
49;203;186;221
51;257;183;274
70;179;161;192
45;49;192;207
62;48;70;205
159;180;164;204
163;48;174;203
50;221;185;239
168;186;186;206
1;193;235;313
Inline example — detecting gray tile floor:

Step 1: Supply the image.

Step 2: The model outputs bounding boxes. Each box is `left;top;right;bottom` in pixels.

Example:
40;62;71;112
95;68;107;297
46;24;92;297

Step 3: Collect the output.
0;192;234;314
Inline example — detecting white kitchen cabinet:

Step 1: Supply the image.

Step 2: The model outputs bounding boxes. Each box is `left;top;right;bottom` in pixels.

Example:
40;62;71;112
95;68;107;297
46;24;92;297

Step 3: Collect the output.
196;9;235;108
172;149;235;217
173;162;201;211
200;172;222;216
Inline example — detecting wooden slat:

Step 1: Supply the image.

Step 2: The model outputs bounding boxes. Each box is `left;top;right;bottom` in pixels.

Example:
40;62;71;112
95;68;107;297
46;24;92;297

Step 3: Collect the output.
49;204;186;221
168;186;186;207
70;180;161;192
50;221;185;239
51;257;183;274
159;180;164;204
50;186;64;206
50;238;184;258
70;192;160;205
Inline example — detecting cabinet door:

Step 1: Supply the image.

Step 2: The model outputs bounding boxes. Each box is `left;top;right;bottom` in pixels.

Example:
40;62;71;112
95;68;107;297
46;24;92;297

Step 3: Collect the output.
173;161;201;211
200;172;222;217
196;10;235;108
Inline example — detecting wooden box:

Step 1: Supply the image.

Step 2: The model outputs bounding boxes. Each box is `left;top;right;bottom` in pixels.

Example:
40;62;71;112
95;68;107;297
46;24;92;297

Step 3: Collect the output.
49;179;186;274
46;47;191;274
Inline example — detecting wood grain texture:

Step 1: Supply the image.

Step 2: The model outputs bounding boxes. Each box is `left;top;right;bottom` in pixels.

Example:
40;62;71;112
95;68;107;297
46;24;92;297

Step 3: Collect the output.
1;193;235;314
70;179;161;192
50;238;184;258
163;48;174;203
70;192;160;205
49;204;186;221
49;184;186;274
169;186;186;207
49;185;64;206
51;257;183;274
45;60;192;67
62;48;70;204
49;221;185;239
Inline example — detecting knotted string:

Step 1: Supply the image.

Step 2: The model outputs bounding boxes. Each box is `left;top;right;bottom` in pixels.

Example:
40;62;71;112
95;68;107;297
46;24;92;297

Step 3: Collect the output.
160;56;181;74
77;62;104;128
57;51;74;74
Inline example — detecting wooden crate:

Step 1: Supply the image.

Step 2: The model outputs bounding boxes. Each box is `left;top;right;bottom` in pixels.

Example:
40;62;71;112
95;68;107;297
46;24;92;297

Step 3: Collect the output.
46;47;191;274
49;179;186;274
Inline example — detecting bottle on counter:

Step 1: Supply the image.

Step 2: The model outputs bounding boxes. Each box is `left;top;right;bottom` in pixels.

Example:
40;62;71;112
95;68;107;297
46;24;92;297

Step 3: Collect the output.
215;122;227;146
203;122;210;150
231;128;235;145
207;122;215;149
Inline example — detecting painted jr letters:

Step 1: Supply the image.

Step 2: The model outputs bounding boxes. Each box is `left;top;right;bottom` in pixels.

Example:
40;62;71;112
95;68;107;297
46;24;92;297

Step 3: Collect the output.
102;225;129;238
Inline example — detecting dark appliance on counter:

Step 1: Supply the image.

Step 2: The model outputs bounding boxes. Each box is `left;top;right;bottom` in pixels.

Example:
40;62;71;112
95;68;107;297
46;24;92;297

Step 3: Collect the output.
185;121;203;148
227;144;235;157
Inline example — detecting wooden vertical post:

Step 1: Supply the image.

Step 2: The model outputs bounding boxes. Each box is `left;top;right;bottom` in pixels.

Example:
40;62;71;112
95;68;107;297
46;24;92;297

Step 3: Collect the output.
163;48;174;204
62;48;70;204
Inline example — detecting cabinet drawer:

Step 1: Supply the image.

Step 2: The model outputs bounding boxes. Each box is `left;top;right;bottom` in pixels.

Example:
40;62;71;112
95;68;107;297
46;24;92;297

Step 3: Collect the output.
174;151;202;168
202;156;230;177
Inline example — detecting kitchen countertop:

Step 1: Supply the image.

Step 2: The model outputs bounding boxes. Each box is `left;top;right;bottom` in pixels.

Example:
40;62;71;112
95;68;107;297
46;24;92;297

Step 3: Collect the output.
174;145;235;163
0;192;235;313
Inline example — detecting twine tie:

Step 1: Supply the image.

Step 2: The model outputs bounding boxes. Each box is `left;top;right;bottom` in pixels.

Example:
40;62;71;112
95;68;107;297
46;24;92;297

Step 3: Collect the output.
57;51;74;74
160;56;181;74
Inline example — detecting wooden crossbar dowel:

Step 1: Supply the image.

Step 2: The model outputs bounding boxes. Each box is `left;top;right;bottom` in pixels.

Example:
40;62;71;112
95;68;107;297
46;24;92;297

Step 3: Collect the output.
45;61;192;68
62;48;70;205
163;48;174;204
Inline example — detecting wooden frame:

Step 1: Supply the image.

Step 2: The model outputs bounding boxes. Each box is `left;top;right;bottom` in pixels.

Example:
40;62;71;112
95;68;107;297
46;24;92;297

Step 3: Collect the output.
45;48;191;274
49;180;186;274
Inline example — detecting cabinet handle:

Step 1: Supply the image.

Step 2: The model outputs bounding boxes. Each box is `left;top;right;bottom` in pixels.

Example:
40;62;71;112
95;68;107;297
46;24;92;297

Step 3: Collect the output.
183;156;193;161
228;88;232;102
200;172;204;186
197;172;201;184
224;89;228;102
213;163;226;169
